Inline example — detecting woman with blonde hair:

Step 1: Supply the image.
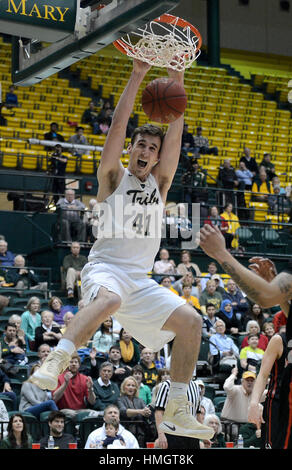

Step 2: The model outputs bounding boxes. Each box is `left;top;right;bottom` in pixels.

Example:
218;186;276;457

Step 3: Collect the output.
117;376;154;448
20;296;42;351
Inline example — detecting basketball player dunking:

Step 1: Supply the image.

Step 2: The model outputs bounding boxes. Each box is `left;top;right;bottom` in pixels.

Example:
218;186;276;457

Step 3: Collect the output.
198;224;292;448
30;59;214;440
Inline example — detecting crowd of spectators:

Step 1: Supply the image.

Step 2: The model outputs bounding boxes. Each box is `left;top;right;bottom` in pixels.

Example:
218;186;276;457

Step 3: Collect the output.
0;238;285;449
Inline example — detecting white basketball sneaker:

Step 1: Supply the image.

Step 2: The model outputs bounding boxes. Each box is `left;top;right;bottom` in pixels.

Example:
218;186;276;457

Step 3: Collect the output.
159;396;215;440
29;349;71;390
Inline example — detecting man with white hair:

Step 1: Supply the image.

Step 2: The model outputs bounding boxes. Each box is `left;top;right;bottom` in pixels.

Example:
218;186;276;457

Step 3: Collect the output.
84;198;98;243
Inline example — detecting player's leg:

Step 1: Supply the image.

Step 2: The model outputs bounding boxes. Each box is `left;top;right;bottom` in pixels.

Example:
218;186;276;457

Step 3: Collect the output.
30;287;121;390
159;303;214;440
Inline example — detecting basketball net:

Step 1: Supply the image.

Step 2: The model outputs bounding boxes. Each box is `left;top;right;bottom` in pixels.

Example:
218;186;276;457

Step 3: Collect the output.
113;14;202;71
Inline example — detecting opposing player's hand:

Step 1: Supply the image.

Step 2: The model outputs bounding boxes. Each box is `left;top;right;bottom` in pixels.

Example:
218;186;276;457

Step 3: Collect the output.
248;256;277;282
248;403;265;428
196;224;226;259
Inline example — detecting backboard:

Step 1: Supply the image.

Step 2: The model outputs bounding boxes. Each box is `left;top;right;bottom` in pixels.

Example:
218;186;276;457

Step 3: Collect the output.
3;0;180;86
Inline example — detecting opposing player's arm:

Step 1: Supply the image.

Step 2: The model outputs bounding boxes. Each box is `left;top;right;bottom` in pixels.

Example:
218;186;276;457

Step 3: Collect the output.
97;60;151;184
152;70;184;203
199;225;292;311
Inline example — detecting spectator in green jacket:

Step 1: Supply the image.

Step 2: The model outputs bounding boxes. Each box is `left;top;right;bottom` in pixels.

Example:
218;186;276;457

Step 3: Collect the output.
92;362;120;411
20;296;42;351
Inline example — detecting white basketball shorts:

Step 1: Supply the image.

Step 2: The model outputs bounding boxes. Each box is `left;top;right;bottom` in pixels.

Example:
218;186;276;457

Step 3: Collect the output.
81;261;186;352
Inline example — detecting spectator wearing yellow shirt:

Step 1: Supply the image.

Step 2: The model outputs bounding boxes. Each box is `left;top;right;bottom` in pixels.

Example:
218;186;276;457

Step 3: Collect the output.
239;334;265;372
251;168;274;203
181;284;201;311
160;276;179;296
220;203;240;249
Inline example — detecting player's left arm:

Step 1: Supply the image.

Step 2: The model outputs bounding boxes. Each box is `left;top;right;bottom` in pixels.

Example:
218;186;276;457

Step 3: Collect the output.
152;69;185;203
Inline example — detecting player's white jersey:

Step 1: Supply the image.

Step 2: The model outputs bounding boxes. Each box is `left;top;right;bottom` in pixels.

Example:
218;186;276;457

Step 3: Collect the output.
88;168;164;275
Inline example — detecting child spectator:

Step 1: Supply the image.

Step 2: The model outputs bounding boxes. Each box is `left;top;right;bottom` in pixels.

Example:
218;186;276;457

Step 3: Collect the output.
102;420;126;448
239;334;265;372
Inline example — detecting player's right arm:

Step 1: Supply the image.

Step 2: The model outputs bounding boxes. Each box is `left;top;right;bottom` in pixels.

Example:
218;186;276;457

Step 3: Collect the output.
97;59;151;200
248;334;283;428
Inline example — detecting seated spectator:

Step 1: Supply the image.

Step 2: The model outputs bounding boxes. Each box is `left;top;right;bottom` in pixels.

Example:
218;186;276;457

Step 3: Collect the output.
62;241;87;298
193;126;218;157
241;320;268;351
160;276;179;295
259;153;276;181
220;203;241;250
222;278;249;326
132;364;152;405
0;414;33;449
211;274;226;296
239;147;259;179
0;322;26;363
117;376;154;448
20;296;42;351
272;310;287;333
44;122;65;150
139;348;159;390
243;303;269;332
97;100;114;121
4;255;47;294
92;361;120;412
269;184;292;214
57;189;86;243
200;261;225;291
84;404;139;449
118;329;140;368
27;343;51;373
235;160;254;191
209;319;239;373
39;410;77;449
221;368;263;425
81;100;99;134
195;379;215;416
202;303;220;338
173;272;201;298
68;126;90;158
217;159;239;205
102;420;126;449
34;310;62;351
106;345;132;386
92;316;119;357
53;353;96;419
19;364;58;419
7;315;26;347
239;421;262;448
153;248;177;282
95;117;111;136
0;239;14;267
217;299;240;335
239;334;265;372
199;280;223;315
180;284;201;311
60;311;75;335
204;205;232;249
204;414;226;448
48;296;74;327
251;167;274;204
176;249;201;278
5;85;18;108
0;365;17;410
262;321;275;342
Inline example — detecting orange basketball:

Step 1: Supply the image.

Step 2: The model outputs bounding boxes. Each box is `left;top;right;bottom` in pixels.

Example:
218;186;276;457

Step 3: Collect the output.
142;77;187;124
